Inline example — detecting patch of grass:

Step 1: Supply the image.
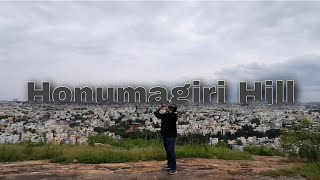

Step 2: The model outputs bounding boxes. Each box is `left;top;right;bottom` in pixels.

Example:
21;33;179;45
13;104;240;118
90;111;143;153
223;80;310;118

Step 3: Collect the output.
0;142;62;162
245;145;283;156
177;145;252;160
111;138;162;149
263;163;320;180
88;134;162;149
0;140;252;163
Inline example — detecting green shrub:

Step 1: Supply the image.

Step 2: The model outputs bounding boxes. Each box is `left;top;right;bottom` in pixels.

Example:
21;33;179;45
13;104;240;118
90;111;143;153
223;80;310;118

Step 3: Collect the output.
245;146;283;156
281;130;320;162
299;144;319;162
87;134;115;145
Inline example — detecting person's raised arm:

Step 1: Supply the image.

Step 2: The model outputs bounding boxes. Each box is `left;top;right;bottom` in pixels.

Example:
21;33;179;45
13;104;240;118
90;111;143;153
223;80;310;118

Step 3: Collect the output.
154;104;166;119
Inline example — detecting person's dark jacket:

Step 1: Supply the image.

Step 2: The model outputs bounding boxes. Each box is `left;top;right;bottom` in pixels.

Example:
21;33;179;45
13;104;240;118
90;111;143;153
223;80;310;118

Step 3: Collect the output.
154;111;178;138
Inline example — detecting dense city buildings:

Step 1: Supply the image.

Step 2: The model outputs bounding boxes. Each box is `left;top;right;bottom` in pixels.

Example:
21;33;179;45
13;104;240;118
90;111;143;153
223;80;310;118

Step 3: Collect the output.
0;101;319;150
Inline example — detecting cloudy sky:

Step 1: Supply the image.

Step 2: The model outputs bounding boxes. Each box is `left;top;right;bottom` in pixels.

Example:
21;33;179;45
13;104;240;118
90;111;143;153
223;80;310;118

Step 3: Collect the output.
0;1;319;102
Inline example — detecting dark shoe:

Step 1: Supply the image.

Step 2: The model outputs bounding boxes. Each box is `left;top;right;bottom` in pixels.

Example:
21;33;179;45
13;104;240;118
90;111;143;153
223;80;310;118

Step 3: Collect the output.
169;170;177;175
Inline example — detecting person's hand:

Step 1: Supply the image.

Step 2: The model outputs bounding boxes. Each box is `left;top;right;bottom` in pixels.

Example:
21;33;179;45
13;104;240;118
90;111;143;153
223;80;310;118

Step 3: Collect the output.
167;108;172;113
156;104;166;112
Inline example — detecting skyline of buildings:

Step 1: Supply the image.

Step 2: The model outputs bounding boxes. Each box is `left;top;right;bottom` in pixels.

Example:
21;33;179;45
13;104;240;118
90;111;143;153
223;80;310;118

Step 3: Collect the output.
1;101;319;150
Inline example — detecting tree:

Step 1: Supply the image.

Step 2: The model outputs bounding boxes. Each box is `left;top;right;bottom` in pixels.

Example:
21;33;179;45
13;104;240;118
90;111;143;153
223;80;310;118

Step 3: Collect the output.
251;118;261;126
281;130;320;162
236;139;243;145
301;118;311;128
153;122;160;128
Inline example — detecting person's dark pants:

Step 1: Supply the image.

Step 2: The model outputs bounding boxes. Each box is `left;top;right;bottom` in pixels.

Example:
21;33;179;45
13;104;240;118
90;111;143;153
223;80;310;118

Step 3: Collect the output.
163;137;176;171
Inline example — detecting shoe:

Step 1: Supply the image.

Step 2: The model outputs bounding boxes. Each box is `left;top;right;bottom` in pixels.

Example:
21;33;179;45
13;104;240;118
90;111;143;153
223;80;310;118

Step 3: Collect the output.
163;166;170;170
169;170;177;175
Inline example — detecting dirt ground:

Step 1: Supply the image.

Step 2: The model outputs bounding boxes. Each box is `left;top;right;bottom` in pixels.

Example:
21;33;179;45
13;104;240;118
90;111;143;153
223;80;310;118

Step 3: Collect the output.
0;156;304;180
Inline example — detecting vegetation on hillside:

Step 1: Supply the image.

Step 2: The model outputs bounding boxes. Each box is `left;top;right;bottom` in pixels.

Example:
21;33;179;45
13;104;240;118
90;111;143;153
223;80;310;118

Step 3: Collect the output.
0;137;252;164
263;119;320;180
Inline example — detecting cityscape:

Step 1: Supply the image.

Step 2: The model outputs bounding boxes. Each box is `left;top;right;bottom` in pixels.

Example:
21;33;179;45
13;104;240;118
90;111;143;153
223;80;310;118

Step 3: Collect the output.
1;101;319;151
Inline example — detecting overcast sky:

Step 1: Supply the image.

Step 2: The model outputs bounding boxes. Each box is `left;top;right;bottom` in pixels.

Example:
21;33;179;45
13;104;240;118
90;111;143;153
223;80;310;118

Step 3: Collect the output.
0;1;319;102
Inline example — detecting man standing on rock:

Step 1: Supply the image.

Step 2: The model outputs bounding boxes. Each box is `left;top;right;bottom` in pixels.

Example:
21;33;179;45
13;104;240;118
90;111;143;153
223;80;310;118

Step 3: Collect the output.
154;104;178;175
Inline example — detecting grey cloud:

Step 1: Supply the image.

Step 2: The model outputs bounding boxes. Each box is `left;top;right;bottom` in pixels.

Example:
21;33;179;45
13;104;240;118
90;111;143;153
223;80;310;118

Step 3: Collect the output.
215;55;320;102
0;2;320;101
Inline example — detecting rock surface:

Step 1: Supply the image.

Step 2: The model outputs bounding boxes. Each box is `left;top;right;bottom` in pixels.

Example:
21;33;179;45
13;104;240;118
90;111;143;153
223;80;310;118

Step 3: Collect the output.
0;156;304;180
